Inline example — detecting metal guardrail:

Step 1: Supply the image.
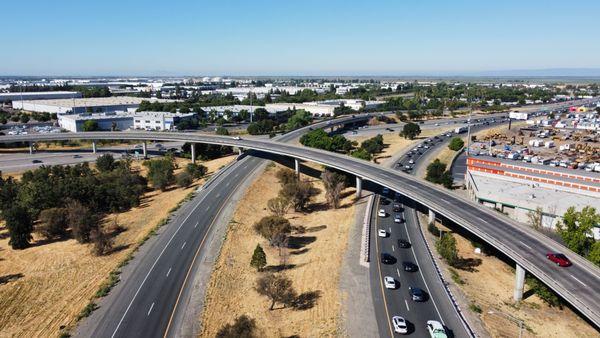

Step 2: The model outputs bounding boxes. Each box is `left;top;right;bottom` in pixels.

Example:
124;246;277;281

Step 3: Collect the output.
359;194;375;266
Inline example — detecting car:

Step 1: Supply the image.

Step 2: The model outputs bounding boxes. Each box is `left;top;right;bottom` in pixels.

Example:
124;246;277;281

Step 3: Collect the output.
409;286;426;302
426;320;447;338
394;191;401;199
382;187;389;195
424;145;430;149
384;276;396;289
546;253;572;267
397;239;411;248
233;136;241;140
408;159;415;164
403;261;418;272
393;204;402;212
394;214;403;223
378;229;388;238
378;209;386;217
381;253;395;264
72;154;82;158
392;316;408;334
32;159;43;164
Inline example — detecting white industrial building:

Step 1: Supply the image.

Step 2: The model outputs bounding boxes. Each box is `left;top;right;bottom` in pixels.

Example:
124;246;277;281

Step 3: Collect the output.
12;96;157;114
133;111;196;130
265;99;383;117
0;91;81;103
58;113;134;132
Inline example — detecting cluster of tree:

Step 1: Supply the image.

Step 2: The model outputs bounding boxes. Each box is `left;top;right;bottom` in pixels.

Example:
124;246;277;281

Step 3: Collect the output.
299;129;355;153
425;159;453;189
557;206;600;267
435;232;459;266
448;137;465;151
182;142;233;161
285;109;312;131
247;119;276;135
0;155;147;251
400;122;422;140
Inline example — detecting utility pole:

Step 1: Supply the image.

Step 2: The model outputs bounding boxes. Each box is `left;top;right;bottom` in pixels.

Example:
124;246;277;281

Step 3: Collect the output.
465;87;474;156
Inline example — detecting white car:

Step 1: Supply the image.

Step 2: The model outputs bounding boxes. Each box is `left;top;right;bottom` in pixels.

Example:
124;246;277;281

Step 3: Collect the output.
378;209;386;217
378;229;387;238
384;276;396;289
233;136;241;140
426;320;447;338
394;214;403;223
408;159;415;164
393;316;408;334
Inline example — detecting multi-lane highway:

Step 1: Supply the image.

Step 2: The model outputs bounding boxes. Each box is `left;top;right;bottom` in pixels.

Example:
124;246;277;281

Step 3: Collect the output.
3;128;599;329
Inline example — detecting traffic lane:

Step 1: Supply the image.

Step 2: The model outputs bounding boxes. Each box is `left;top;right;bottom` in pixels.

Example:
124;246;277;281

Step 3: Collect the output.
376;198;441;336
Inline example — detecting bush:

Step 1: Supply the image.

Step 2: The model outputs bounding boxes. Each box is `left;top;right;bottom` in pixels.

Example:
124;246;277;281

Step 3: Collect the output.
4;205;33;249
37;207;68;239
526;276;562;308
253;216;291;245
96;154;116;172
144;157;175;191
176;171;193;188
435;233;458;266
215;126;230;135
185;163;208;179
66;200;99;243
275;168;297;186
426;159;453;189
350;148;372;161
469;303;482;313
279;179;317;211
448;137;465;151
90;227;114;256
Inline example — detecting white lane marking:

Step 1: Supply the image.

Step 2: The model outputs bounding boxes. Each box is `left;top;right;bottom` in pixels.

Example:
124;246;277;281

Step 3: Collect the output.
225;181;231;187
405;299;410;311
396;268;401;277
519;241;532;250
571;275;588;287
389;226;392;233
147;302;155;316
216;192;221;198
205;206;210;212
181;242;187;250
194;222;199;228
392;245;395;252
166;268;172;277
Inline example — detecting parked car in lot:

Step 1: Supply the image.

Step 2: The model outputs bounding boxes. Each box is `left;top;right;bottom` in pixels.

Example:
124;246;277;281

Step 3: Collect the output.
392;316;408;334
378;229;387;238
384;276;396;289
403;261;418;272
394;214;403;223
546;253;572;267
397;239;411;248
409;286;426;302
381;253;396;264
378;209;386;217
426;320;447;338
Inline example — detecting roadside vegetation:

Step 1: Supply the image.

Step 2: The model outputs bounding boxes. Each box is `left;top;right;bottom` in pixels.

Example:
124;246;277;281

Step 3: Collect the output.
425;159;453;188
300;129;386;161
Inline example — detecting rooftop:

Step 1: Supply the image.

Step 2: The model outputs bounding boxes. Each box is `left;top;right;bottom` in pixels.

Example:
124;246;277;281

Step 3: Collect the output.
16;96;171;107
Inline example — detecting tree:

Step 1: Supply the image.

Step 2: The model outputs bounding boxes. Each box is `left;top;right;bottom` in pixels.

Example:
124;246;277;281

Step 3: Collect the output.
4;205;33;249
279;179;316;211
588;241;600;267
66;200;99;243
82;120;99;132
185;163;208;179
448;137;465;151
557;206;598;256
216;315;258;338
435;233;458;266
19;114;30;123
96;154;116;172
37;207;68;239
425;159;453;189
267;196;291;217
360;134;384;155
176;171;193;187
275;168;297;186
253;216;291;245
285;109;312;131
250;244;267;271
90;226;114;256
321;170;346;208
255;273;296;310
527;207;543;230
350;148;372;161
144;157;175;191
216;127;230;135
401;122;421;140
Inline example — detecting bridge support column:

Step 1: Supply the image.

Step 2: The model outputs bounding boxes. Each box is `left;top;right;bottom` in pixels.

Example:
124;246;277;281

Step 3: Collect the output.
191;144;196;164
92;141;97;154
355;176;363;198
29;142;34;155
514;264;526;301
294;158;300;177
428;209;435;224
142;141;147;159
238;147;243;156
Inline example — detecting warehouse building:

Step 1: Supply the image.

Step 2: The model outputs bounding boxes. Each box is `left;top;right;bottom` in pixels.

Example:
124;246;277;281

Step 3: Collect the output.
133;111;197;130
12;96;153;114
58;113;134;132
0;91;81;103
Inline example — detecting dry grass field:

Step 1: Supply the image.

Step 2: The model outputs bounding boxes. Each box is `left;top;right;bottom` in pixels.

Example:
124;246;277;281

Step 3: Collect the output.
200;163;357;337
0;155;235;337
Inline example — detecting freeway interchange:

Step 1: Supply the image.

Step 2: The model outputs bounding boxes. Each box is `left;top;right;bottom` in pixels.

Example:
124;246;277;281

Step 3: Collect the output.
1;110;599;336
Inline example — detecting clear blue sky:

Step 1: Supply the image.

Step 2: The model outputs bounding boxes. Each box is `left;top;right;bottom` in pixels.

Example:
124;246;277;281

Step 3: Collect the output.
2;0;600;76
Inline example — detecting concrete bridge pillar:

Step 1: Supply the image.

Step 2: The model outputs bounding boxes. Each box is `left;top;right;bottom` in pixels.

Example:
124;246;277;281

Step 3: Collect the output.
428;209;436;224
294;158;300;177
238;147;243;156
191;143;196;164
355;176;363;198
142;141;147;159
514;264;526;301
92;141;97;154
29;141;34;155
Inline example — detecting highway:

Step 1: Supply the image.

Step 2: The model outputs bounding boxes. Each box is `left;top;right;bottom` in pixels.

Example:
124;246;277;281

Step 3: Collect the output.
3;129;599;328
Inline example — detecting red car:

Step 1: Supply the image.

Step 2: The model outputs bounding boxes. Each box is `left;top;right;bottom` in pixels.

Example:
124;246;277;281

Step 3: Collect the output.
546;253;572;267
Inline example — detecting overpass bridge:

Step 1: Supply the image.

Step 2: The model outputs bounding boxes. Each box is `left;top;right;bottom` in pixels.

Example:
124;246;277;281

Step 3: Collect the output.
1;130;599;329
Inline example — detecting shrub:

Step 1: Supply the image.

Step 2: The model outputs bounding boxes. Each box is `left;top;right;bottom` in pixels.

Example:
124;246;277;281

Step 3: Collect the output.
216;315;258;338
253;216;291;245
37;207;69;239
435;233;458;266
176;172;193;188
448;137;465;151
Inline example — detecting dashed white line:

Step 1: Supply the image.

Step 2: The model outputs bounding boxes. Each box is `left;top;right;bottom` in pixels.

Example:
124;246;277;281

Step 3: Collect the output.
181;242;186;250
225;181;231;187
392;245;395;252
571;275;588;287
396;268;401;277
519;240;532;250
215;193;221;198
404;299;410;311
194;222;199;228
389;226;392;233
166;268;172;277
147;302;155;316
205;206;210;212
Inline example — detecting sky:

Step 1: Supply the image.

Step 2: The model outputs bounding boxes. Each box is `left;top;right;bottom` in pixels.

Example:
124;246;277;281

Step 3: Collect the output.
2;0;600;76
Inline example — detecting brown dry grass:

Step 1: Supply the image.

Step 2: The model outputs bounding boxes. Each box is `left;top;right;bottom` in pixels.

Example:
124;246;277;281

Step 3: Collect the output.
426;218;598;338
200;164;356;337
0;155;236;338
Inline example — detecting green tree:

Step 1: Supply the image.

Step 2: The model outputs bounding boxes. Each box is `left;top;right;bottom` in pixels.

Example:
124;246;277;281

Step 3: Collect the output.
426;159;453;189
448;137;465;151
185;163;208;179
253;216;291;245
360;134;385;155
37;207;68;239
588;241;600;267
279;179;316;211
5;205;33;249
267;196;291;217
215;127;230;135
350;148;372;161
286;109;312;131
19;114;30;123
66;200;99;243
401;122;421;140
82;120;99;131
96;154;116;172
176;171;193;187
144;157;176;191
250;244;267;271
255;273;297;310
216;315;258;338
557;206;598;256
435;233;458;266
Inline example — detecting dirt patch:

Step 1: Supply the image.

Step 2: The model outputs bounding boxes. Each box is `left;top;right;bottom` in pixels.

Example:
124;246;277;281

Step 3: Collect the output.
421;215;598;338
0;155;236;337
200;164;356;337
